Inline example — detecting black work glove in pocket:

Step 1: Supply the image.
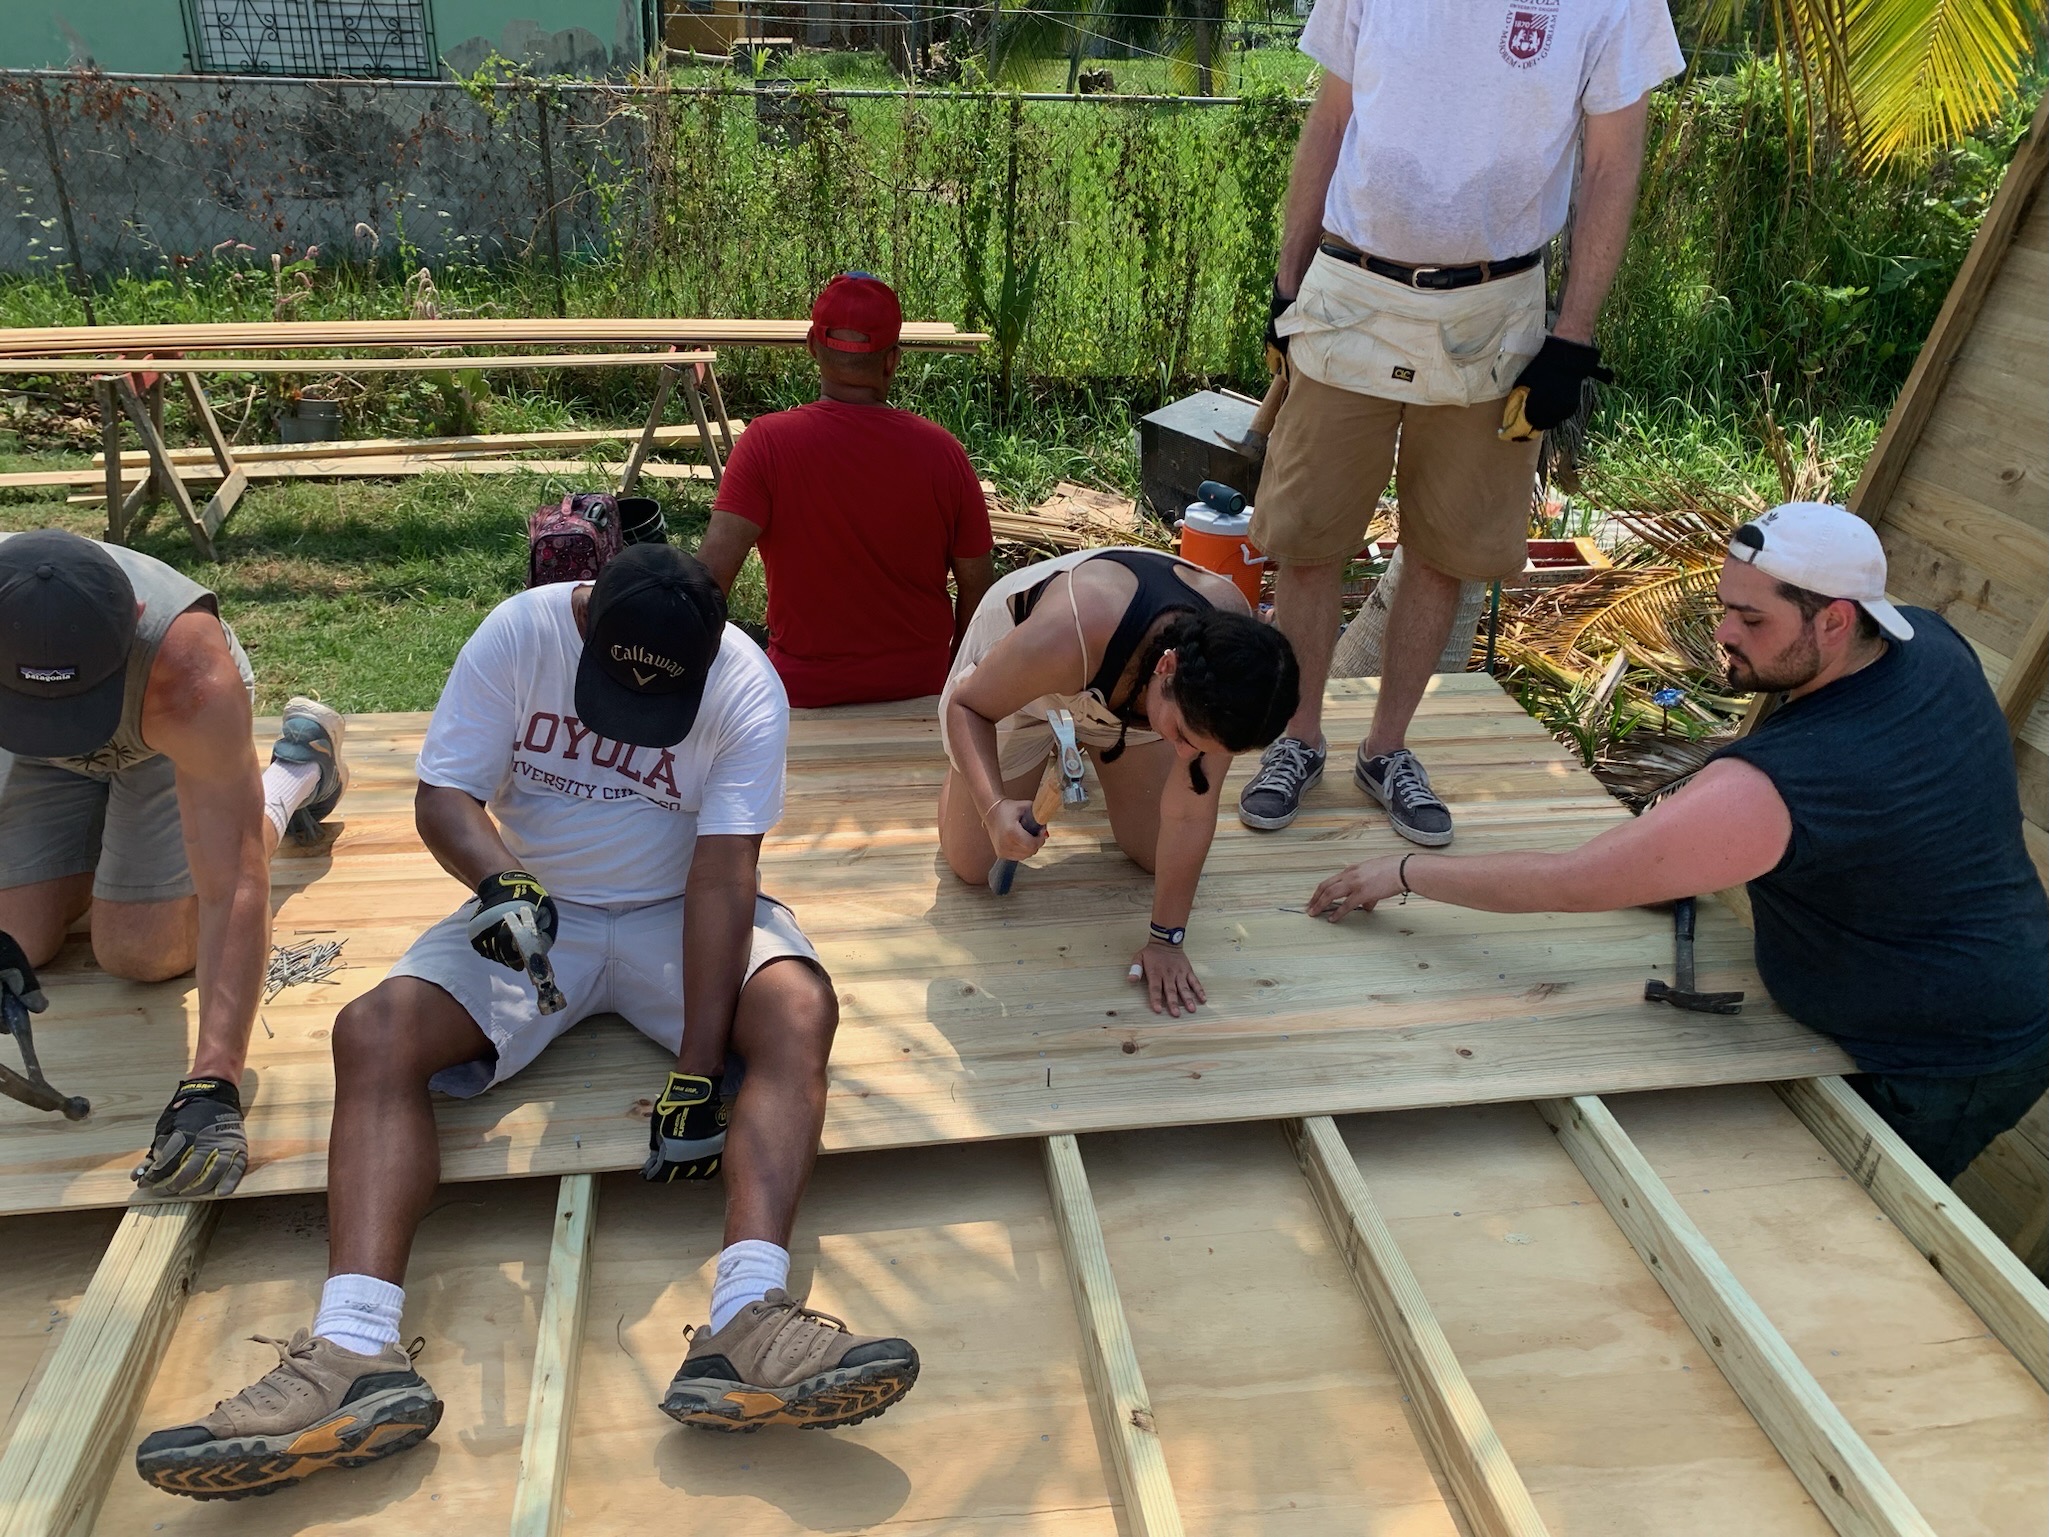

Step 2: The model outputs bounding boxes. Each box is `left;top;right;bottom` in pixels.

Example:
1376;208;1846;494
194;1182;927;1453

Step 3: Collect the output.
1503;336;1614;438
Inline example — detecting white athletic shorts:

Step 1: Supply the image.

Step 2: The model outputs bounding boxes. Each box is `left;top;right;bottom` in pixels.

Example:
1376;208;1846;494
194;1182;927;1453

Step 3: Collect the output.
389;892;821;1098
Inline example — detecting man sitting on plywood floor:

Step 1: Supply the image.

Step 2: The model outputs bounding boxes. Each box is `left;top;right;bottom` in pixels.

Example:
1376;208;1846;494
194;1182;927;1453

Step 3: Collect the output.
135;545;918;1502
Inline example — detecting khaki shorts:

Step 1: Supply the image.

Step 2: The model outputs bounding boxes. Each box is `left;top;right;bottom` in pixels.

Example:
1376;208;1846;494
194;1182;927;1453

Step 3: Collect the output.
392;892;823;1098
1250;370;1540;582
0;750;194;903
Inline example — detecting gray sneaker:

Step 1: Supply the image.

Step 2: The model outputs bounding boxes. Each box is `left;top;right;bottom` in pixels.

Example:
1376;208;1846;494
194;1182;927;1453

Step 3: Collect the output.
271;697;349;843
1355;746;1454;846
136;1330;440;1500
1237;737;1327;830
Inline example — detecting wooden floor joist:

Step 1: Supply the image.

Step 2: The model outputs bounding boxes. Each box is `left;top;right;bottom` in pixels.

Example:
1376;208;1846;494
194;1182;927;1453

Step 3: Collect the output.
510;1174;600;1537
1043;1134;1184;1537
0;1202;218;1537
1536;1095;1936;1537
1285;1116;1549;1537
1775;1076;2049;1391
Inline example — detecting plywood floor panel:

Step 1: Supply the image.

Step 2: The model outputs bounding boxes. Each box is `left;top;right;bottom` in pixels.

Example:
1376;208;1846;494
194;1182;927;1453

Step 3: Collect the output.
1336;1100;1838;1537
1609;1085;2049;1537
91;1178;558;1536
0;676;1843;1215
1080;1122;1464;1537
561;1145;1122;1536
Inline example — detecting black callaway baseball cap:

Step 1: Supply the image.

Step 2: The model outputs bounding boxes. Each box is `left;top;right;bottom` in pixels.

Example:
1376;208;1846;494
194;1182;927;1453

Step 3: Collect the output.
0;529;137;759
575;544;727;748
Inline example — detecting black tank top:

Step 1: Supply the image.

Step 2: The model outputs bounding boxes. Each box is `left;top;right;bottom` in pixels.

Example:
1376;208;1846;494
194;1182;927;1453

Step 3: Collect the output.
1009;550;1212;714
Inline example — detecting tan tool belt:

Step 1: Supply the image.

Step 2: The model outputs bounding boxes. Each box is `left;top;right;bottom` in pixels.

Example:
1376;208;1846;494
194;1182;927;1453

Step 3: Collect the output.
1277;245;1547;409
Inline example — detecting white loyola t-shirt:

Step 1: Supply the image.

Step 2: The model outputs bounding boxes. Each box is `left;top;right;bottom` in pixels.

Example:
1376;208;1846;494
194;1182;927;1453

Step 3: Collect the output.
415;584;788;906
1300;0;1683;264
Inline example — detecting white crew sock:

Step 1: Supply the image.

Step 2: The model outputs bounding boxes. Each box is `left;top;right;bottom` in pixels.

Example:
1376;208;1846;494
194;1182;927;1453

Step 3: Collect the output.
313;1273;405;1357
262;757;324;840
710;1240;791;1334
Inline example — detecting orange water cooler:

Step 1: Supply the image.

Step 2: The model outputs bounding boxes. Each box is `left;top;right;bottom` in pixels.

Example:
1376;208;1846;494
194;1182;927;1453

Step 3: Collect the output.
1176;495;1266;607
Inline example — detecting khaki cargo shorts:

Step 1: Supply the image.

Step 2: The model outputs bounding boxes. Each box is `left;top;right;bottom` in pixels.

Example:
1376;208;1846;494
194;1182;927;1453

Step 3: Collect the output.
1250;369;1541;583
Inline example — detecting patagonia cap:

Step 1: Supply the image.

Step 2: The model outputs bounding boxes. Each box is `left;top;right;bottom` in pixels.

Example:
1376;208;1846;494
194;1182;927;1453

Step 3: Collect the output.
809;272;902;353
575;545;727;748
0;529;137;759
1728;501;1914;641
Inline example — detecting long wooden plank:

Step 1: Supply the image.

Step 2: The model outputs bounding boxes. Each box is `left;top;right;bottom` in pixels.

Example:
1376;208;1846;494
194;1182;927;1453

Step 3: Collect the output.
1534;1095;1936;1537
93;421;740;469
1851;94;2048;525
1285;1115;1549;1537
1997;601;2049;738
0;1202;219;1537
1774;1076;2049;1388
0;320;985;358
0;351;723;377
509;1174;598;1537
37;459;716;498
1043;1134;1184;1537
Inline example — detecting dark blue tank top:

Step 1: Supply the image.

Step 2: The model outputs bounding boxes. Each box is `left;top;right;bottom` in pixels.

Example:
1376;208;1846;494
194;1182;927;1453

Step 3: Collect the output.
1710;607;2048;1076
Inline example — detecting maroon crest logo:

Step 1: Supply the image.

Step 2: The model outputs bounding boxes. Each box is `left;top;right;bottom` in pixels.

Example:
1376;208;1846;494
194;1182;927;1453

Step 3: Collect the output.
1501;0;1556;68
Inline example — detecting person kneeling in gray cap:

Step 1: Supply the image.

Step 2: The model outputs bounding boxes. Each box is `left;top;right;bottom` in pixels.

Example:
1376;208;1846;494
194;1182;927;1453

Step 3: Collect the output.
1304;502;2049;1183
136;545;917;1503
0;528;351;1195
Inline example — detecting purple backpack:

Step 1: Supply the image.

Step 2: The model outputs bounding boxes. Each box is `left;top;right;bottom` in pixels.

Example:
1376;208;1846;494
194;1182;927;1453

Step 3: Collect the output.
527;492;623;587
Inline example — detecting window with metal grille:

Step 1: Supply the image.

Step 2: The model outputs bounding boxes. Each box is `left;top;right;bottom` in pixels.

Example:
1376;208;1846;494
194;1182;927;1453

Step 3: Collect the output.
185;0;438;78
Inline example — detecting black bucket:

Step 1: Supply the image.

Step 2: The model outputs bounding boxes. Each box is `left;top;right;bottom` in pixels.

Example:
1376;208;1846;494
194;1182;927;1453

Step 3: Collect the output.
618;497;666;545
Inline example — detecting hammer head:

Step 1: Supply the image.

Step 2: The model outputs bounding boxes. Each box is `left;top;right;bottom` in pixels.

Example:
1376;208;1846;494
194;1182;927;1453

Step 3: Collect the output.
1048;709;1087;807
1643;979;1745;1016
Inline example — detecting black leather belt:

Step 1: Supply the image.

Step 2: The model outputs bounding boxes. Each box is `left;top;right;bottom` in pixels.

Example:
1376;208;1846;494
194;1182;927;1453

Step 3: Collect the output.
1317;241;1542;291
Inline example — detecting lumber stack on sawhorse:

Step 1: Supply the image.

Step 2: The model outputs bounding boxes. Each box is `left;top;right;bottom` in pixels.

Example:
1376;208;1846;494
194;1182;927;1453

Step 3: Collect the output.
92;366;245;561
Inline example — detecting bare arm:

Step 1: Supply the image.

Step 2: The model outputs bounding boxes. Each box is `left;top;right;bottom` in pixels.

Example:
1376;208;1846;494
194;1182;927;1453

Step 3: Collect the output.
1151;759;1225;931
951;552;996;656
415;781;521;887
147;612;268;1083
1553;96;1651;344
1277;71;1353;297
677;833;763;1078
696;510;763;595
1309;758;1791;919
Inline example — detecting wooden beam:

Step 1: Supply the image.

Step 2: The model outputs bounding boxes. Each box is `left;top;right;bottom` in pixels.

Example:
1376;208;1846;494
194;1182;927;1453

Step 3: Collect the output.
113;377;213;560
1849;93;2049;526
1284;1117;1550;1537
48;459;718;501
1042;1135;1184;1537
93;422;738;470
0;319;984;357
509;1174;599;1537
0;1202;219;1537
1994;602;2049;739
1774;1077;2049;1391
177;373;239;478
94;380;122;544
616;365;681;498
198;468;247;541
1534;1095;1936;1537
0;350;723;376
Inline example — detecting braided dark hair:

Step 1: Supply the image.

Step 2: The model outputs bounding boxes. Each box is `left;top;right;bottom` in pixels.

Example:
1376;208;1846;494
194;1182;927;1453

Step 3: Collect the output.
1098;609;1300;793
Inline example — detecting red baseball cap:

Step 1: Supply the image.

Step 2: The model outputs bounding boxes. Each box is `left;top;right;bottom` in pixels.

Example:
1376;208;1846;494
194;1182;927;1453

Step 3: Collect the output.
809;273;902;353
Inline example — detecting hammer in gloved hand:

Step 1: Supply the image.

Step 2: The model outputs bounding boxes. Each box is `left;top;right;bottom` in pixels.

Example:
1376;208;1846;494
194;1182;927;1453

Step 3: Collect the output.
468;869;566;1014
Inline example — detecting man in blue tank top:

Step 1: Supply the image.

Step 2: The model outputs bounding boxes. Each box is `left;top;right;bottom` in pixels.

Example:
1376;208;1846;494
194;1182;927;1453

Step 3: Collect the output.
1303;502;2049;1182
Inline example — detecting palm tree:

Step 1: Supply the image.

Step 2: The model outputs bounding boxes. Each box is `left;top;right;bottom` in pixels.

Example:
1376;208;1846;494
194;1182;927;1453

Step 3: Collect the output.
1686;0;2043;164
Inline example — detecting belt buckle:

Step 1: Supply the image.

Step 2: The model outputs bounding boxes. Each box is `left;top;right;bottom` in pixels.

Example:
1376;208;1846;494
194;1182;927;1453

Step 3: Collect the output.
1409;265;1450;290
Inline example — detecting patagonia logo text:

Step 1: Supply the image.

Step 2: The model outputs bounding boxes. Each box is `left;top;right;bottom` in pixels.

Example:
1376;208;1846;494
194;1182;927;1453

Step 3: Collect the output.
17;664;77;684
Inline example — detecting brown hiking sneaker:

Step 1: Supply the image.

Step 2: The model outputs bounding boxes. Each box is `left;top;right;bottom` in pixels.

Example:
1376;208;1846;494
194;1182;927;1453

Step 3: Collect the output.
135;1331;441;1500
660;1289;918;1432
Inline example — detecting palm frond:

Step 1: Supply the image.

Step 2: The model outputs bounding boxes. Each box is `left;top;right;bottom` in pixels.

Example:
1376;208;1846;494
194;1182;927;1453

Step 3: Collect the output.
1565;566;1727;681
1846;0;2040;162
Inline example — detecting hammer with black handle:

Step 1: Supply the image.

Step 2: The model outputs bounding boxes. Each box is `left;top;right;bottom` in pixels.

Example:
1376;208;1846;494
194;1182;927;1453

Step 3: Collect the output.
1644;896;1745;1015
989;709;1088;896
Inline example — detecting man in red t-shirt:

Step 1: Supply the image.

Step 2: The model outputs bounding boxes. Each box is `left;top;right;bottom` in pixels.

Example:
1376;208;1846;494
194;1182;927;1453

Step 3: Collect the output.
697;274;996;708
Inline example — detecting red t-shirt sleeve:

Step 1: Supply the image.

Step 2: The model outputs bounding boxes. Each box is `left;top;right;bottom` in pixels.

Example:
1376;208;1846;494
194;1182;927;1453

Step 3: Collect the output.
947;436;993;560
711;417;774;531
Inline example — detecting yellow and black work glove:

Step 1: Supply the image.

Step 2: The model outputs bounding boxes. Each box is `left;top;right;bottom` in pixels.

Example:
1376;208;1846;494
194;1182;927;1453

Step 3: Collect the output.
1263;277;1293;370
1500;336;1614;441
641;1070;728;1182
0;930;47;1016
132;1076;247;1197
465;869;559;971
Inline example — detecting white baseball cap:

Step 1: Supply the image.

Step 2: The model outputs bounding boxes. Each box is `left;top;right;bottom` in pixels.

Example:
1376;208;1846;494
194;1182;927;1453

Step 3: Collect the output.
1726;501;1914;641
